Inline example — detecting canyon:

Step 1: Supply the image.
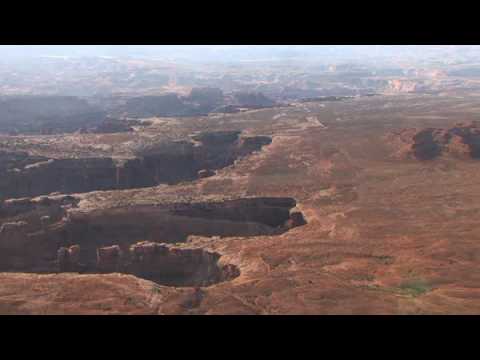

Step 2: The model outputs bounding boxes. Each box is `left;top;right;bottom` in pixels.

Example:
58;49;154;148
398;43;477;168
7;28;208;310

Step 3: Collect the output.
0;115;306;294
0;193;304;286
2;64;480;314
0;131;271;199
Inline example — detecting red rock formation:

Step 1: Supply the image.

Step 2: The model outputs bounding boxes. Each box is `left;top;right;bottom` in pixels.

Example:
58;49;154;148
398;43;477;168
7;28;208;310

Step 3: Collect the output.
197;169;215;178
0;221;29;248
284;211;307;229
388;122;480;160
130;241;167;262
126;241;239;287
68;245;81;266
57;245;82;272
386;79;426;93
96;245;123;272
57;247;69;272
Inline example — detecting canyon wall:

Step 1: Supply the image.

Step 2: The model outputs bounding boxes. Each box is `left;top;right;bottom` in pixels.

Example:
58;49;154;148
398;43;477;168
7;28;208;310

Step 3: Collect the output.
0;131;272;200
0;196;305;286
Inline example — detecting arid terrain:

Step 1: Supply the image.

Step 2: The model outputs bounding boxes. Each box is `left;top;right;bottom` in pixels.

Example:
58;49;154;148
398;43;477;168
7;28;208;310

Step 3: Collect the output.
2;90;480;314
2;45;480;315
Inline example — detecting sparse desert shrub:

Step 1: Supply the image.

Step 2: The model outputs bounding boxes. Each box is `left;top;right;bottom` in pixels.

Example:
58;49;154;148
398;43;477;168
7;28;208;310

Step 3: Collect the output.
399;279;432;297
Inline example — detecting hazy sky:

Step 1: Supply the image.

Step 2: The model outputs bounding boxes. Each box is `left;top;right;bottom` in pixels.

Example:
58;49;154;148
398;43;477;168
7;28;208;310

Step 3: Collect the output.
0;45;479;64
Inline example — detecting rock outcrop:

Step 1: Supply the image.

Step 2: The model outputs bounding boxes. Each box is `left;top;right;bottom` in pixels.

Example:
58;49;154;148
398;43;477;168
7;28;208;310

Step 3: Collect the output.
385;79;427;94
197;169;215;178
0;221;31;271
388;122;480;160
97;245;123;272
284;211;307;229
0;221;28;248
57;245;82;272
126;242;239;287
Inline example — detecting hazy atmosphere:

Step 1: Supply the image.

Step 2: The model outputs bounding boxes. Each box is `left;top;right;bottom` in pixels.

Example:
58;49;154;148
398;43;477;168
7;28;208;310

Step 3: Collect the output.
2;45;480;62
2;45;480;315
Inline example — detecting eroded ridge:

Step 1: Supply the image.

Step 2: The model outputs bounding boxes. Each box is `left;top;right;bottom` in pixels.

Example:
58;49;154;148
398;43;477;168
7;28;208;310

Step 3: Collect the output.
0;196;306;287
0;131;272;200
388;121;480;160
